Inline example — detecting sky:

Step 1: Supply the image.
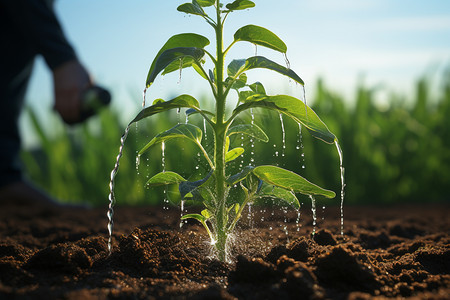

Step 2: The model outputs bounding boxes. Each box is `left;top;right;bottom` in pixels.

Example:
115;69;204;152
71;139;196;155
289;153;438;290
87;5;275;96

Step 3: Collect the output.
23;0;450;145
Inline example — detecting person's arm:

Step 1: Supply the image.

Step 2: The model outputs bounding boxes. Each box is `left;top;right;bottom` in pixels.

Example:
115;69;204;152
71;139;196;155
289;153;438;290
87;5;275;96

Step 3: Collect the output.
3;0;76;68
3;0;92;124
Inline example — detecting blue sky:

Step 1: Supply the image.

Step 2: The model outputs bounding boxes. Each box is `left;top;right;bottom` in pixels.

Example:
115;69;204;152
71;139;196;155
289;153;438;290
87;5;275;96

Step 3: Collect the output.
23;0;450;141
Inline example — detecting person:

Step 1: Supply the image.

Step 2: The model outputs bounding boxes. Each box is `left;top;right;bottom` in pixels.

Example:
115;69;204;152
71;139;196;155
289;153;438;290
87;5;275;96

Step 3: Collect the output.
0;0;94;206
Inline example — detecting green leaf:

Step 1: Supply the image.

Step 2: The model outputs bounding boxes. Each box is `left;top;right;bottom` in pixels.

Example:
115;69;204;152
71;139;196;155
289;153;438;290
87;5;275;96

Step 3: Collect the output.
225;147;244;162
201;209;212;219
253;165;336;198
234;25;286;53
258;182;300;208
197;0;215;7
238;90;259;102
146;171;186;187
177;1;206;16
227;124;269;142
226;0;255;11
231;73;247;90
162;57;195;75
181;213;206;223
238;56;303;86
147;34;209;86
181;212;214;241
226;165;255;185
192;62;209;80
146;47;205;88
227;59;246;77
233;94;336;144
139;123;202;155
234;203;240;214
249;82;266;94
179;170;213;199
129;94;200;125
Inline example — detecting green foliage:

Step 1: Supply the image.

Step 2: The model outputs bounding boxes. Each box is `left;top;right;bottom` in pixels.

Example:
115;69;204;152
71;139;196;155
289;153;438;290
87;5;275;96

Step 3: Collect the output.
21;1;450;262
21;71;450;207
124;0;337;261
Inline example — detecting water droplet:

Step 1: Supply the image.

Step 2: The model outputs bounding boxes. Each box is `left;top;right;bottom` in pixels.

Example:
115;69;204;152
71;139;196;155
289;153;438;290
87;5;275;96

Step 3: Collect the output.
135;154;141;171
161;141;166;172
248;202;253;228
295;208;301;232
203;118;207;141
297;123;306;170
180;199;185;228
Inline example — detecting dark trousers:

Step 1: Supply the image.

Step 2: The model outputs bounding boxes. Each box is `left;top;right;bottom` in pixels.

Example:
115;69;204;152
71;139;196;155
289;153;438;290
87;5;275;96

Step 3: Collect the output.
0;15;36;188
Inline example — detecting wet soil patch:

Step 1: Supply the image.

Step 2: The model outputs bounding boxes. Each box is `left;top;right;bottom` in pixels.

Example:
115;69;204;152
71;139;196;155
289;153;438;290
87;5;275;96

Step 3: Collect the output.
0;203;448;299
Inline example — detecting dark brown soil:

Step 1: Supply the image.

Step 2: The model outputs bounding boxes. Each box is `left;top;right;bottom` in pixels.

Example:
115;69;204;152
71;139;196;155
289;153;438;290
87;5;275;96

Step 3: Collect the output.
0;202;448;299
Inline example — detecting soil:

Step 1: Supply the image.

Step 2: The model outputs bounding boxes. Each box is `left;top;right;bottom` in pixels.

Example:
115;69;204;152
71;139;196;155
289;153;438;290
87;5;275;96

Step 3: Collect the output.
0;202;448;299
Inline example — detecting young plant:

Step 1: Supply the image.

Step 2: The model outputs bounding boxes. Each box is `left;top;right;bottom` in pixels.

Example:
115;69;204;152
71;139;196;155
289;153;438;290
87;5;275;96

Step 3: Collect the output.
129;0;337;261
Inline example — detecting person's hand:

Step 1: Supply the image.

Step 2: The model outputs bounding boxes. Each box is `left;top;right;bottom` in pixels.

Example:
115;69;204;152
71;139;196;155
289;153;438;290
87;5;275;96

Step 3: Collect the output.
52;60;92;125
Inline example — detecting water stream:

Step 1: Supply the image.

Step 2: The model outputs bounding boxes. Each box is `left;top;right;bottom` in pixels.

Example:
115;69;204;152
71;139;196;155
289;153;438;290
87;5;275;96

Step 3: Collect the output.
203;118;208;142
162;141;169;210
279;114;286;158
142;88;147;107
309;195;317;235
249;108;255;166
296;123;305;169
107;125;131;254
335;141;346;236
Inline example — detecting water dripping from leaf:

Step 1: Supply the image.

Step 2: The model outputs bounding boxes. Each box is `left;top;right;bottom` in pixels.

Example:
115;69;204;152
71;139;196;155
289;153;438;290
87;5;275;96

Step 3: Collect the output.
279;113;286;158
142;88;147;107
283;53;291;70
302;85;308;119
135;154;141;173
162;141;166;172
335;141;346;236
239;134;245;168
161;141;169;211
178;57;183;84
203;118;208;142
249;108;255;165
247;202;253;228
295;207;301;232
180;199;185;228
107;125;131;254
273;144;279;166
309;195;317;235
297;123;305;169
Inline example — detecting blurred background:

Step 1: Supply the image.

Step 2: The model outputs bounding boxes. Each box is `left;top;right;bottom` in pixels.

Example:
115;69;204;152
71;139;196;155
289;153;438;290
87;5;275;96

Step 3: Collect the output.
20;0;450;207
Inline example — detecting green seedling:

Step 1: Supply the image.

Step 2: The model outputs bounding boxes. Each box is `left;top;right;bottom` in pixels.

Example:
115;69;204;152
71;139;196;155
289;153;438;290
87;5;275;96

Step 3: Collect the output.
109;0;341;262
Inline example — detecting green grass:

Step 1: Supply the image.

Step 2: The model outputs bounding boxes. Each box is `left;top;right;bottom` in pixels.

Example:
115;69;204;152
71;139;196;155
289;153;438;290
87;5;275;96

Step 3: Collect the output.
21;71;450;206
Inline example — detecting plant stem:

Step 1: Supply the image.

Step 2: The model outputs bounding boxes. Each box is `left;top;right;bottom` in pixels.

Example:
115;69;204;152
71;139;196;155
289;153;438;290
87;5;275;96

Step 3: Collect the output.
213;2;227;261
